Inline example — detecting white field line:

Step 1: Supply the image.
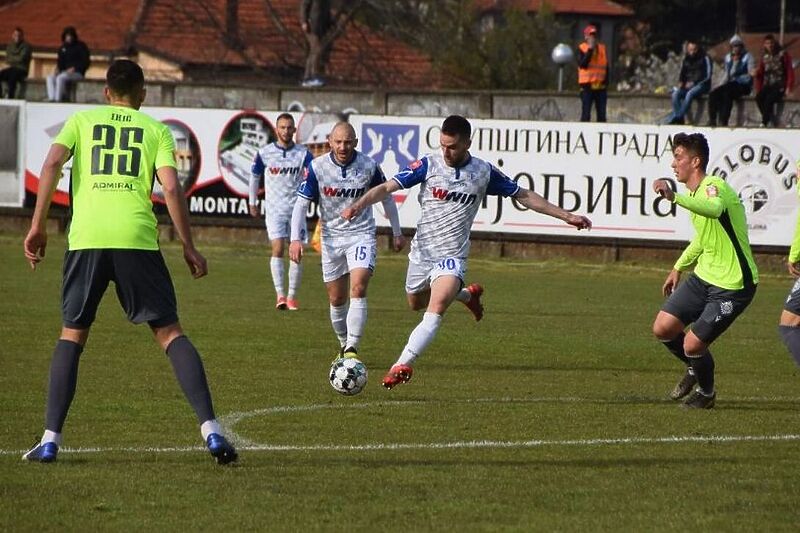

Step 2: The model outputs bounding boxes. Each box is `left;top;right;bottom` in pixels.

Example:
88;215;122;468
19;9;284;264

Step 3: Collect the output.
3;434;800;457
5;397;800;457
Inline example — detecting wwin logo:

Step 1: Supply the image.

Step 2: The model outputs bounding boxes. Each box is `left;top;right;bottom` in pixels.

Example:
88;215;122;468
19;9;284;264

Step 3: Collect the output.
361;124;420;180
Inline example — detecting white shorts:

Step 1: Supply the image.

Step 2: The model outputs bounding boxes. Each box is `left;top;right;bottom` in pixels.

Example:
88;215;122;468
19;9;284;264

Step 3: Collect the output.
405;256;467;294
265;212;292;241
321;234;377;283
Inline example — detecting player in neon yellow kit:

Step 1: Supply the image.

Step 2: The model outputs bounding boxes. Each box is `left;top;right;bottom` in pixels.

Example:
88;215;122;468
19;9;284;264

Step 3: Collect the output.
22;60;237;464
651;132;758;409
778;159;800;366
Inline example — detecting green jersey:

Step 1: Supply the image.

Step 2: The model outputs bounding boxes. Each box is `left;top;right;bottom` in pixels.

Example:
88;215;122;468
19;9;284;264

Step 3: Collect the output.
791;164;800;263
672;175;758;290
54;105;176;250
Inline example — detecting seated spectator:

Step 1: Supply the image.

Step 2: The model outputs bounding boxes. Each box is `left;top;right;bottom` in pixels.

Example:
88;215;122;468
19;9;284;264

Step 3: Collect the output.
755;34;794;128
0;27;32;99
664;40;712;125
46;26;90;102
707;35;754;127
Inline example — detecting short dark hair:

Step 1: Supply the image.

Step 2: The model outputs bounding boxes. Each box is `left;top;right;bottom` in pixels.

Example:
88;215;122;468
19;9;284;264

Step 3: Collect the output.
672;132;709;170
276;112;294;124
61;26;77;41
441;115;471;140
764;34;775;41
106;59;145;98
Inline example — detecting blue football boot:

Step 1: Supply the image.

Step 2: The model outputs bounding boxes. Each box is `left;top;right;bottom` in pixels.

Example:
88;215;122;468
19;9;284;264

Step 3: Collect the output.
22;441;59;463
206;433;238;465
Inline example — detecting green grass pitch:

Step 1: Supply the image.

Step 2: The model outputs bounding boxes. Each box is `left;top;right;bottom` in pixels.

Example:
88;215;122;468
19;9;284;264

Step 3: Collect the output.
1;233;799;531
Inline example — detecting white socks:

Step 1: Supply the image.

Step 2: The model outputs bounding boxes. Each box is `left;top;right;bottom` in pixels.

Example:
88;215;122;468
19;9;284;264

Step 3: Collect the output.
288;261;303;299
346;298;367;350
200;419;223;440
330;303;349;347
270;257;285;297
454;288;471;303
42;430;62;446
397;312;442;366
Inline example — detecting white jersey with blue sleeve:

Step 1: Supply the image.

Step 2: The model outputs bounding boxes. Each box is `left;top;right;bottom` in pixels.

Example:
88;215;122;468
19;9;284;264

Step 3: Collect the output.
394;153;519;262
250;142;312;219
297;151;386;240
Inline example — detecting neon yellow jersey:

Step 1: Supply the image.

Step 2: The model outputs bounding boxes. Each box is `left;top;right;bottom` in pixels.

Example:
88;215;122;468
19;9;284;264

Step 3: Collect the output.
54;105;176;250
673;175;758;290
790;176;800;263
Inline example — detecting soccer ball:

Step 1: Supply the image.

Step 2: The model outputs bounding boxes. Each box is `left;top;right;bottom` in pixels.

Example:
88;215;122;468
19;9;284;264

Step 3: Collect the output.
329;357;368;395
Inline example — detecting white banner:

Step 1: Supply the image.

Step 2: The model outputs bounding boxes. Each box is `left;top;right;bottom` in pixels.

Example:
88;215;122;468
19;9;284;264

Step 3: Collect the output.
22;104;798;246
349;115;799;247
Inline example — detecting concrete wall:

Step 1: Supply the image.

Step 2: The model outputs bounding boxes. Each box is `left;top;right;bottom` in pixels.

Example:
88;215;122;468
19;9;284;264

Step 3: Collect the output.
12;79;800;127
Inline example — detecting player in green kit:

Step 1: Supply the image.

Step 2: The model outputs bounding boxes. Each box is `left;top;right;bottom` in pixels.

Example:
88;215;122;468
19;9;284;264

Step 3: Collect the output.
651;133;758;409
778;158;800;366
22;60;237;464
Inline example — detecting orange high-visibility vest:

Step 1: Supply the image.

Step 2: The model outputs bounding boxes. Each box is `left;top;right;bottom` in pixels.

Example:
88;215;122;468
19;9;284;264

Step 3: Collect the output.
578;42;608;85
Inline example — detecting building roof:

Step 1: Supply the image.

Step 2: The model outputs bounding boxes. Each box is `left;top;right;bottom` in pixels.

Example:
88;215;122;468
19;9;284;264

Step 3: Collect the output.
0;0;443;88
474;0;633;17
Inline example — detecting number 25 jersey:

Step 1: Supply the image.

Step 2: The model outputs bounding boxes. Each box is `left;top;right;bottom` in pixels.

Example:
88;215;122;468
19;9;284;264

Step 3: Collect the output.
54;105;177;251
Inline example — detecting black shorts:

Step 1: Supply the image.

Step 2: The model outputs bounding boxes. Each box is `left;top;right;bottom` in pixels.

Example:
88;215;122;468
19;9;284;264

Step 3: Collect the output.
661;273;756;344
785;278;800;315
62;249;178;329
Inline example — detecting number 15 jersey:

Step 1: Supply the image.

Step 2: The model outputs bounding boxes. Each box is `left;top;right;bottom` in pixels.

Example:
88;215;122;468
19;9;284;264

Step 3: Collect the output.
54;105;177;251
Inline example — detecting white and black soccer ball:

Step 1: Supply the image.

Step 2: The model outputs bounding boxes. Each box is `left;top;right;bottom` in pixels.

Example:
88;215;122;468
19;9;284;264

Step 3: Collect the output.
329;357;368;395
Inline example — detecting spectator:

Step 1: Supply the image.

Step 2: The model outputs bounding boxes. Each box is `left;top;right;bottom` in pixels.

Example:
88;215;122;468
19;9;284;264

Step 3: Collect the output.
664;40;712;125
706;35;754;127
0;27;32;99
46;26;90;102
754;34;794;128
577;24;609;122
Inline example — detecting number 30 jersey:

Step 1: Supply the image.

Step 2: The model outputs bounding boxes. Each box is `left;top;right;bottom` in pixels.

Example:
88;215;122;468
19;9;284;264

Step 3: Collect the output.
54;105;177;251
394;153;519;262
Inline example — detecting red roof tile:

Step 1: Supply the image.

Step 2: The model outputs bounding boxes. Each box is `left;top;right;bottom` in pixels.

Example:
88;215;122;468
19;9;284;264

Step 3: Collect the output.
0;0;445;88
474;0;633;16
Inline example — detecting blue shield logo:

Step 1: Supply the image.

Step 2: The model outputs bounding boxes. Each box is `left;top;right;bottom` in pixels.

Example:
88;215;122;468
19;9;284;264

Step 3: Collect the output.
361;123;420;179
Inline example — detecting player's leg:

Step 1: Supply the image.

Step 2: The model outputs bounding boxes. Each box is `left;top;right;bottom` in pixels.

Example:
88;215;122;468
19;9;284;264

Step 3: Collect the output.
778;279;800;366
24;251;111;462
684;283;757;409
287;239;303;310
652;274;706;401
114;250;236;464
340;238;377;355
266;216;288;309
322;241;351;354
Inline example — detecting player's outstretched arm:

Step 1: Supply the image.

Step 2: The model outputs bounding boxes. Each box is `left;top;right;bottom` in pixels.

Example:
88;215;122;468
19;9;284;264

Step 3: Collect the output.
342;180;401;221
24;143;70;270
513;188;592;230
158;165;207;279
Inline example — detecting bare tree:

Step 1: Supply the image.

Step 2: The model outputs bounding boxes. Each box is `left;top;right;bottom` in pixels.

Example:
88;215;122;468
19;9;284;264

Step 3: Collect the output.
296;0;364;84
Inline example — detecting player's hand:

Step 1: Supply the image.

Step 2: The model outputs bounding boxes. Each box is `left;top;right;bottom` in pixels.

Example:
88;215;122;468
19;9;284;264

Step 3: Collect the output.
341;205;360;221
567;214;592;230
392;235;406;252
788;261;800;278
662;269;681;297
248;205;259;218
23;227;47;270
183;246;208;279
289;240;304;263
653;179;675;202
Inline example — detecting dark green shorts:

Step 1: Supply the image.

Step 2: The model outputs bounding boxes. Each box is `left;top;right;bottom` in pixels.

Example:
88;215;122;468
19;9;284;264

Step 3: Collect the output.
785;278;800;315
661;273;756;344
62;249;178;329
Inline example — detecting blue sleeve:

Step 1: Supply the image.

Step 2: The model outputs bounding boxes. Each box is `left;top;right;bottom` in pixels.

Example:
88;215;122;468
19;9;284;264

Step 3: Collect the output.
701;56;712;85
251;152;265;176
297;164;319;201
486;165;520;197
369;165;386;188
302;150;313;169
393;157;428;189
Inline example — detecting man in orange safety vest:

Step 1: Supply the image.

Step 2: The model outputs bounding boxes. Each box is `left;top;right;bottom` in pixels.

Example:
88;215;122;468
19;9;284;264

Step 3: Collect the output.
577;24;609;122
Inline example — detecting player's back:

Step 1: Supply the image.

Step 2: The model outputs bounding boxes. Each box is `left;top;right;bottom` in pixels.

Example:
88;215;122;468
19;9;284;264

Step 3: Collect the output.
56;105;176;251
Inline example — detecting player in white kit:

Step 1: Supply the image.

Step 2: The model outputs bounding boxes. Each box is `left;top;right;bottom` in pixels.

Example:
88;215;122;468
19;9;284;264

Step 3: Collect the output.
249;113;313;310
289;122;405;359
342;115;593;389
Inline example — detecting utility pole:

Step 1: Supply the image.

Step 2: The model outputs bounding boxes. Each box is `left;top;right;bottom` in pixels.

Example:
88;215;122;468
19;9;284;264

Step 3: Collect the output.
779;0;786;45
